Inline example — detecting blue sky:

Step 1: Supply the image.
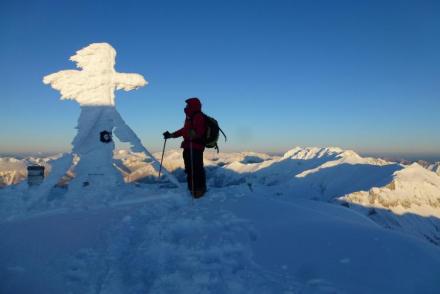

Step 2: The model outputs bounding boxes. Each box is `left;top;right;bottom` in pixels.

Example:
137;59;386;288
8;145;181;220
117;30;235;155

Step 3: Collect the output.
1;0;439;158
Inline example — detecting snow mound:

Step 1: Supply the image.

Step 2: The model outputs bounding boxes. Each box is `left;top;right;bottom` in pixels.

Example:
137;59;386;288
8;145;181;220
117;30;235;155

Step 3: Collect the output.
341;163;440;218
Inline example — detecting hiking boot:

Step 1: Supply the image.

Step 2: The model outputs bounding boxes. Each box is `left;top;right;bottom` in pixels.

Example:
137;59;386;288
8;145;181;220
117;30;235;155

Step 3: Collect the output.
192;189;206;199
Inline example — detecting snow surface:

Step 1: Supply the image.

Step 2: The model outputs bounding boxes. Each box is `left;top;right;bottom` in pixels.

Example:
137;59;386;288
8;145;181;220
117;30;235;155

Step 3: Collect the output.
341;163;440;218
1;147;440;293
1;186;440;294
68;106;180;190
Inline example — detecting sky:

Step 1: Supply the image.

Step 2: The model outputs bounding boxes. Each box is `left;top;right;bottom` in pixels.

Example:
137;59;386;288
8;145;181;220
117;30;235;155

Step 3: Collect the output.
0;0;439;159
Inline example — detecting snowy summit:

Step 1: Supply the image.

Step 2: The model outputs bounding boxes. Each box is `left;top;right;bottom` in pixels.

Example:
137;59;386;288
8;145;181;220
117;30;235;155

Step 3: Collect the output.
1;146;440;293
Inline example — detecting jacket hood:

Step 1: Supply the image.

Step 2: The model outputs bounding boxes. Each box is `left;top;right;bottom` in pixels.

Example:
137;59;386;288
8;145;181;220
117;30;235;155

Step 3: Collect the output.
185;97;202;114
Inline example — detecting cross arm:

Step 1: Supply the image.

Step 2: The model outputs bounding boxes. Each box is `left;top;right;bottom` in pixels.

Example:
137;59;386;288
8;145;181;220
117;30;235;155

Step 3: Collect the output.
114;73;147;91
43;70;85;101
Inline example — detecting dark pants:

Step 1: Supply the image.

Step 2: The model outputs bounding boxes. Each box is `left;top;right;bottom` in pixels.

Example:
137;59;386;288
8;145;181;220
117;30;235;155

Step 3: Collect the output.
183;148;206;193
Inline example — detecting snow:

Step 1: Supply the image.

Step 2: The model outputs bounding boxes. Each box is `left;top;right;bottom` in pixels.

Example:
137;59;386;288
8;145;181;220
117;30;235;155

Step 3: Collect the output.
224;195;440;294
0;156;57;187
6;37;440;293
1;146;440;293
41;42;179;203
341;163;440;218
1;186;440;294
43;43;147;106
1;147;439;219
427;162;440;176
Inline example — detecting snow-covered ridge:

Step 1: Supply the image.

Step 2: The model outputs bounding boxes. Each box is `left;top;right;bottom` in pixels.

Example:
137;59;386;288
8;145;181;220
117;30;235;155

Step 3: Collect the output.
428;162;440;176
283;146;352;160
408;160;440;176
341;163;440;217
2;147;440;219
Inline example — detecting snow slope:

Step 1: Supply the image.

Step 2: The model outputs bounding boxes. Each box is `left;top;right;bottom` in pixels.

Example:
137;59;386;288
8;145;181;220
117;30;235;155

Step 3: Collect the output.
2;187;440;294
338;163;440;245
224;194;440;294
341;163;440;218
1;147;440;293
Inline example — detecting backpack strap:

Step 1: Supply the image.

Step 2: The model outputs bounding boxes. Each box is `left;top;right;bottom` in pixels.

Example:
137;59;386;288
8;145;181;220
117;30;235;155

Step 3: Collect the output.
219;127;227;142
188;111;206;145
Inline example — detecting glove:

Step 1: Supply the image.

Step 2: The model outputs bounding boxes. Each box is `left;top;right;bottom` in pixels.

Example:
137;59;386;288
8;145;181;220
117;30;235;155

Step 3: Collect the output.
163;131;173;139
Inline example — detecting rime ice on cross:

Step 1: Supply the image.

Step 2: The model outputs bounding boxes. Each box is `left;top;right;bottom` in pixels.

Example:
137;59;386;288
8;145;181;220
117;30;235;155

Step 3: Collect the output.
43;43;147;106
42;43;179;196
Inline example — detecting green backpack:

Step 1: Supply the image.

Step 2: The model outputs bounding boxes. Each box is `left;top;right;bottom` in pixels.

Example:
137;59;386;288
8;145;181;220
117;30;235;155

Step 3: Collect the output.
201;113;227;152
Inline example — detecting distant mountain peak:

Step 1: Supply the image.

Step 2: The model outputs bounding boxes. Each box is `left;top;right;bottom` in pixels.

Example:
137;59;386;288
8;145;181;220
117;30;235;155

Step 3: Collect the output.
282;146;355;160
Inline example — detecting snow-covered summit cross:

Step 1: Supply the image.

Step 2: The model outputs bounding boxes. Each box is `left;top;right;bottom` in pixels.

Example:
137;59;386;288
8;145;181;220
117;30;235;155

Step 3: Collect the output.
43;43;147;106
39;43;179;201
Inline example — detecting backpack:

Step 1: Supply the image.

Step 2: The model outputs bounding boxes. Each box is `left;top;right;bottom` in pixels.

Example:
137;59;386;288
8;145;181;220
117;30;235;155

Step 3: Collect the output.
203;113;227;152
191;112;226;152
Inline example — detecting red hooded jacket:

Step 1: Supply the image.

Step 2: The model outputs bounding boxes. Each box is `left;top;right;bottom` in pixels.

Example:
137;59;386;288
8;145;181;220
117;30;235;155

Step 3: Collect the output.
172;98;206;150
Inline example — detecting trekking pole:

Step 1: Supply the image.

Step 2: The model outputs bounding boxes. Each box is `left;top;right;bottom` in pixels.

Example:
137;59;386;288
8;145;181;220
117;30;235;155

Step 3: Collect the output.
189;138;195;198
158;138;167;180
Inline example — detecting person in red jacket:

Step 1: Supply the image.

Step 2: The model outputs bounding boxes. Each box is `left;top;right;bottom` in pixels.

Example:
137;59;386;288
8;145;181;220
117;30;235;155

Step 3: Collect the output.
163;97;207;198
